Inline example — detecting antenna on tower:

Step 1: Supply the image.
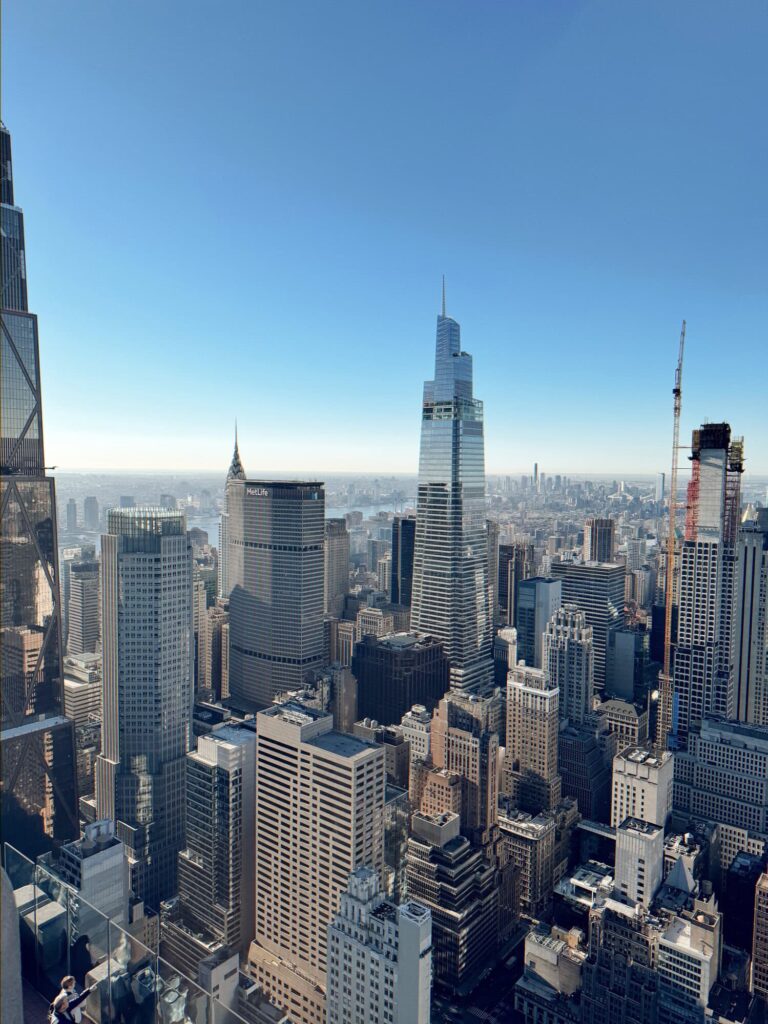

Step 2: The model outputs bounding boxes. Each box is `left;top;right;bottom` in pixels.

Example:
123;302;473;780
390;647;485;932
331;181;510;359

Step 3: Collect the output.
441;275;446;318
656;320;686;750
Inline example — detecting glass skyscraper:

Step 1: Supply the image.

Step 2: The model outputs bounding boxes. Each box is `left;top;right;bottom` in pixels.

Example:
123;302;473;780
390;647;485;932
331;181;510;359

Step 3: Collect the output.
1;123;78;855
228;479;325;709
96;507;194;909
410;292;494;694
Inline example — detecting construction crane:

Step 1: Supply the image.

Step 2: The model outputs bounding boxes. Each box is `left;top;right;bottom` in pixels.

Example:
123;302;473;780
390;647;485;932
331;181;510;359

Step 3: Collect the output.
655;321;686;750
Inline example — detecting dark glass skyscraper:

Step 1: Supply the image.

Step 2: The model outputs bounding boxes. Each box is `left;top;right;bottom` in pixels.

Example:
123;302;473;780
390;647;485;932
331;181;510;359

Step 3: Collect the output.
1;123;78;855
410;291;494;694
228;479;325;709
391;515;416;607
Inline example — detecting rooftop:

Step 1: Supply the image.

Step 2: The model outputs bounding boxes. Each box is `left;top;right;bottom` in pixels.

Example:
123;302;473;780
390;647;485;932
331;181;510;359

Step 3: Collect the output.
618;744;671;767
618;817;662;837
308;730;380;758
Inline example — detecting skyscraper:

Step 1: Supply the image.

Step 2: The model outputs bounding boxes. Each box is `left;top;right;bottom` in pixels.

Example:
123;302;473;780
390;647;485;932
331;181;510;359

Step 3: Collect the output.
515;576;562;669
217;430;245;600
351;631;449;726
66;498;78;533
228;479;325;709
1;122;79;854
324;517;350;617
671;423;743;747
410;290;494;694
549;560;626;691
161;724;256;978
247;701;385;1024
583;518;616;563
487;518;500;627
391;515;416;607
503;664;561;814
754;873;768;1001
405;811;499;996
66;560;100;656
326;868;432;1024
543;603;594;724
498;541;534;626
733;509;768;726
84;495;100;531
96;507;194;909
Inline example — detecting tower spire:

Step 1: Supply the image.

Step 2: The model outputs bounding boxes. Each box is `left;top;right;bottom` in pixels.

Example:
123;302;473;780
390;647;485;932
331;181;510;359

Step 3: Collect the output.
227;420;246;481
441;275;446;318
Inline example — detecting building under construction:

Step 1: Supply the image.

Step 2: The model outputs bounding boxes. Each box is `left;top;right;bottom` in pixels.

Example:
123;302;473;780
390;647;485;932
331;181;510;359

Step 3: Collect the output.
671;422;744;748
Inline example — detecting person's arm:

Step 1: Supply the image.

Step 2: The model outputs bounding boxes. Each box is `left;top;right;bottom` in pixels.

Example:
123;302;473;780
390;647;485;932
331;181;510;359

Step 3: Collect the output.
67;988;92;1010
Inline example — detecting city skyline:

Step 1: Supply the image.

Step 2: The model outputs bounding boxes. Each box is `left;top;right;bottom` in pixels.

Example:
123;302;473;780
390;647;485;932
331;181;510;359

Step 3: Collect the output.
4;0;767;474
3;7;768;1023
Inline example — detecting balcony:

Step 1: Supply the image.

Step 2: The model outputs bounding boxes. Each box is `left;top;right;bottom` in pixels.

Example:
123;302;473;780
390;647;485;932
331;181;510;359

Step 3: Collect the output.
2;843;265;1024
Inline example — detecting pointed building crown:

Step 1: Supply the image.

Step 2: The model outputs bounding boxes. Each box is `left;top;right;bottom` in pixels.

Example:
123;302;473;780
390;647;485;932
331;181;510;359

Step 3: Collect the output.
227;425;246;481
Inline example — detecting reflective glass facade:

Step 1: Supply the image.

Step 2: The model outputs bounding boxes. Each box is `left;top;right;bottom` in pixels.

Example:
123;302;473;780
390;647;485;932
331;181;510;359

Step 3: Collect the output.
411;307;494;693
228;481;325;709
1;123;78;854
97;508;194;911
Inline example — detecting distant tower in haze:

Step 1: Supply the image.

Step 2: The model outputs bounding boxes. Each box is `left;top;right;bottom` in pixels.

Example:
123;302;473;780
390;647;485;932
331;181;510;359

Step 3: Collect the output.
583;517;616;563
96;507;194;909
410;285;494;694
66;498;78;533
84;495;100;530
67;561;100;656
218;427;245;600
324;518;350;617
1;122;78;853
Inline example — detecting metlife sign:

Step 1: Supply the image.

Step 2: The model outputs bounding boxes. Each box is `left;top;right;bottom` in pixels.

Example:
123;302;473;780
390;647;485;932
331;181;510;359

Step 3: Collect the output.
246;487;269;497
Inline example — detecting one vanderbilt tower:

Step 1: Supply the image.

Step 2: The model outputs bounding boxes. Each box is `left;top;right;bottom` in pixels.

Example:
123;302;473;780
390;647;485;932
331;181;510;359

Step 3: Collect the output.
411;284;494;694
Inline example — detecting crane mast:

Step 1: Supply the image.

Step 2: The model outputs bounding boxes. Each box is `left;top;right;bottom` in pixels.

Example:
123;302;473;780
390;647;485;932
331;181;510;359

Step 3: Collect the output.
655;321;686;749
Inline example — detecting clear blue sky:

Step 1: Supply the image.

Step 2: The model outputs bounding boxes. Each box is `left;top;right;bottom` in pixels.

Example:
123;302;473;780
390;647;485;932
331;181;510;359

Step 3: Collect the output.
4;0;767;474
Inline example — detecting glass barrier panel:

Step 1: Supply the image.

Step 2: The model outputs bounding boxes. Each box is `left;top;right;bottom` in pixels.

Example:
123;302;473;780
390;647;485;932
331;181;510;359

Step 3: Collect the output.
4;844;39;991
33;859;71;1000
157;954;211;1024
97;919;158;1024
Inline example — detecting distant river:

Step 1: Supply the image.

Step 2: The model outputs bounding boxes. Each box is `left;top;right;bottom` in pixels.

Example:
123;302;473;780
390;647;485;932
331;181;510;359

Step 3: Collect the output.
185;500;416;546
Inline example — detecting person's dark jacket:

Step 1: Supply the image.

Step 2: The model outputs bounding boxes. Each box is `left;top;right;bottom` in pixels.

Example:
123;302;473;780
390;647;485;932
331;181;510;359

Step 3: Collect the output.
49;987;91;1023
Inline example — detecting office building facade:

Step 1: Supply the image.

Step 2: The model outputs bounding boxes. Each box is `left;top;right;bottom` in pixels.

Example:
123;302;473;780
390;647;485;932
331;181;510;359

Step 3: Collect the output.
325;518;350;617
247;701;386;1024
410;294;494;694
673;717;768;881
543;603;593;724
671;423;743;747
733;510;768;726
162;725;256;979
550;560;626;691
611;744;673;829
66;560;100;656
0;122;79;855
228;480;325;708
391;515;416;608
515;577;562;670
352;632;449;726
499;541;535;627
326;867;432;1024
96;507;194;909
504;664;561;814
406;811;499;996
583;518;616;563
